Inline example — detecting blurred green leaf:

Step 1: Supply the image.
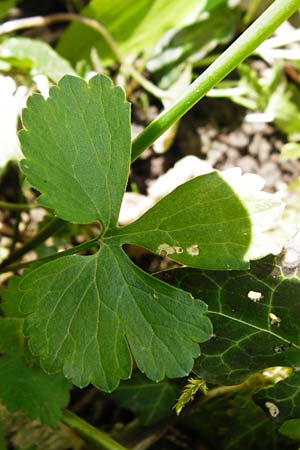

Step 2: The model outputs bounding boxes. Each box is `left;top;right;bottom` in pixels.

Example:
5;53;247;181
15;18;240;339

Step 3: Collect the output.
279;419;300;440
280;143;300;160
147;4;238;74
0;354;70;427
0;38;76;83
0;0;17;20
57;0;201;65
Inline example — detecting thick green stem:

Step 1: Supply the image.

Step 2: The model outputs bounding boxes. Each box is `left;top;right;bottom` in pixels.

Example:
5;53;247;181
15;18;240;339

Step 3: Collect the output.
62;410;128;450
131;0;300;161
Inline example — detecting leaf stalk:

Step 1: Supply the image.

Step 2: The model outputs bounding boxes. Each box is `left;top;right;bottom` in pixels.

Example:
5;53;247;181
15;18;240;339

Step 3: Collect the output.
62;409;128;450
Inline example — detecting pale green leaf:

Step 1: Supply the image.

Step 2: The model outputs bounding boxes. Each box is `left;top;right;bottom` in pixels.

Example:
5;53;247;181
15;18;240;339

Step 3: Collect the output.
111;372;178;425
159;256;300;385
20;244;212;392
19;74;131;226
147;4;237;73
280;143;300;161
0;354;70;427
110;171;252;270
0;38;76;83
57;0;201;65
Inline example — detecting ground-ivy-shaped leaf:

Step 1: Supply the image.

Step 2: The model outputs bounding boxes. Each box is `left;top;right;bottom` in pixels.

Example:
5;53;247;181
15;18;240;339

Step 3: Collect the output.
18;74;254;391
0;353;70;427
111;372;178;425
160;256;300;385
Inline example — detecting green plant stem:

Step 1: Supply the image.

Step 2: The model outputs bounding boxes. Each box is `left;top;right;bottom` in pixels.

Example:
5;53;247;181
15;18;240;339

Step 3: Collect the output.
0;217;65;269
0;200;42;211
0;235;99;273
62;410;128;450
0;13;168;100
131;0;300;161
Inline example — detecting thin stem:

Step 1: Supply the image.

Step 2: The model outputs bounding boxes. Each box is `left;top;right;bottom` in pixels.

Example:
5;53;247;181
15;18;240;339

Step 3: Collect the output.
0;235;99;273
243;0;261;25
0;200;43;211
0;13;168;100
0;217;65;269
62;410;128;450
131;0;300;161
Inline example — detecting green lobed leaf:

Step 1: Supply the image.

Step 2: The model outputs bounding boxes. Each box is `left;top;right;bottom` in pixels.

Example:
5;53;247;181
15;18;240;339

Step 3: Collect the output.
19;74;131;227
111;372;178;425
20;243;212;392
0;38;76;83
0;353;70;427
159;256;300;385
110;171;252;270
57;0;201;65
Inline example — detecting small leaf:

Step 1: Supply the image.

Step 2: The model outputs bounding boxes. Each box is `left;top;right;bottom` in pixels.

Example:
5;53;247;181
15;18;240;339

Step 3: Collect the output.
111;372;178;425
159;256;300;384
111;171;252;270
0;354;70;427
19;74;131;227
0;38;76;83
279;419;300;440
20;244;212;392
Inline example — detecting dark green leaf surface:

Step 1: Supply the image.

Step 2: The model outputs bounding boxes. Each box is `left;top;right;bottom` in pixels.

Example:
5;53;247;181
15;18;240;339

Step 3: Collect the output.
0;353;70;426
111;372;178;425
255;371;300;421
1;275;24;318
111;171;252;270
0;38;76;83
0;318;23;353
19;74;131;226
159;257;300;384
224;395;288;450
20;244;212;391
